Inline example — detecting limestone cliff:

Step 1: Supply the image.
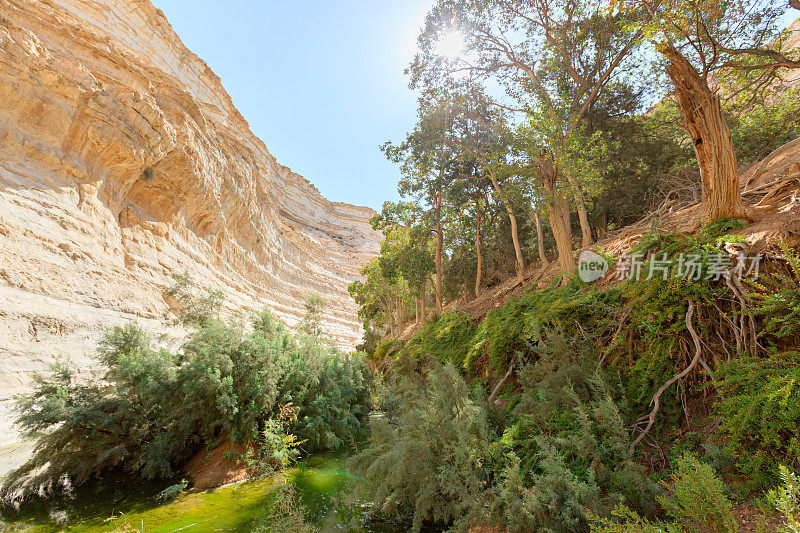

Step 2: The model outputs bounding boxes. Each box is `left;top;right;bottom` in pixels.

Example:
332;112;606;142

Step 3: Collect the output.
0;0;381;442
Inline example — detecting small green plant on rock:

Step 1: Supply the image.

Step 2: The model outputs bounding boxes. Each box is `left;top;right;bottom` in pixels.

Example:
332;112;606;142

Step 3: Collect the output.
156;479;188;502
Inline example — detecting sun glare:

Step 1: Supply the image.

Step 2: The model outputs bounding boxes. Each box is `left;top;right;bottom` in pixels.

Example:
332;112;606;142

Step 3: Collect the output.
435;31;465;60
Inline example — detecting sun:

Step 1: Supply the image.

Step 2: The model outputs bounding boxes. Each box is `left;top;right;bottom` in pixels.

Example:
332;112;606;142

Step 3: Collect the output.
435;31;465;60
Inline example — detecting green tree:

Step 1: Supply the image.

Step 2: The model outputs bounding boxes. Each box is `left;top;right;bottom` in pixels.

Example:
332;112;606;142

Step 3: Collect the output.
299;294;328;337
410;0;647;259
382;103;459;312
3;279;371;505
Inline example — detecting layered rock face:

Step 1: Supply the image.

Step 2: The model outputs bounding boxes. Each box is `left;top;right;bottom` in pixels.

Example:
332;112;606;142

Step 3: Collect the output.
0;0;381;443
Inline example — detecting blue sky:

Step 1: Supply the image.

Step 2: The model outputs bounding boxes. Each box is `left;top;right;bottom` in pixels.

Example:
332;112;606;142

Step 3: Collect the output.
151;3;799;212
152;1;435;211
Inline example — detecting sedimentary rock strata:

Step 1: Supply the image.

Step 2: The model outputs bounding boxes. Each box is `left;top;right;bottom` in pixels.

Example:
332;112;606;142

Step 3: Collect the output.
0;0;380;442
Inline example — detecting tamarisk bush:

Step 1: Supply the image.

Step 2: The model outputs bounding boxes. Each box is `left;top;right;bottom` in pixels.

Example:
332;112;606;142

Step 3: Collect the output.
2;279;370;507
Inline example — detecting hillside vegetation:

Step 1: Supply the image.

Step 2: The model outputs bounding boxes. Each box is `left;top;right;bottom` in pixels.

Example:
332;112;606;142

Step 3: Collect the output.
348;1;800;531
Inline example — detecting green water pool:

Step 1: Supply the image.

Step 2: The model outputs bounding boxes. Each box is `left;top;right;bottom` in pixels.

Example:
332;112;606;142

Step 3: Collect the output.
0;453;411;532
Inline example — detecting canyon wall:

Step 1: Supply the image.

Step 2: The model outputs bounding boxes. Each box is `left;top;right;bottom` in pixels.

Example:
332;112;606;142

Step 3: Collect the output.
0;0;381;443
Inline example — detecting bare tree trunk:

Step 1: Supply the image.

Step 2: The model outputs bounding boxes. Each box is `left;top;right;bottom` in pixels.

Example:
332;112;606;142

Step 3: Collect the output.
562;173;592;247
576;199;593;248
435;188;444;312
597;211;608;240
534;207;547;264
661;45;745;220
396;299;402;327
539;153;575;272
488;169;525;282
420;278;427;325
475;196;483;297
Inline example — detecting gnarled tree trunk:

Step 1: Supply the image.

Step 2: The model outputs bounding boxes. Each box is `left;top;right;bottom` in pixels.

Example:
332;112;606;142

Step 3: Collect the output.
661;45;745;220
434;188;443;312
534;207;547;264
538;153;575;272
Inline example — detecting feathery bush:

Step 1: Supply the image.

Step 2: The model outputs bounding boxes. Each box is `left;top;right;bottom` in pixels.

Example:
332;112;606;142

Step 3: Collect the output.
749;242;800;340
404;311;476;367
714;351;800;488
767;466;800;533
2;280;370;506
659;453;737;533
592;453;736;533
348;363;491;532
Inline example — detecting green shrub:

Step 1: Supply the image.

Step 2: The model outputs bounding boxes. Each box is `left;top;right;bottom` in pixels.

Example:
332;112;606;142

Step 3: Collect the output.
354;331;658;532
156;479;188;502
592;454;736;533
493;333;660;527
348;363;491;532
590;505;679;532
659;453;737;533
372;338;396;366
238;403;302;475
606;224;745;439
163;271;224;327
714;351;800;488
767;466;800;533
472;279;618;376
277;337;371;452
2;279;370;506
405;311;476;368
298;294;328;337
727;89;800;164
750;243;800;339
489;445;601;533
5;322;257;497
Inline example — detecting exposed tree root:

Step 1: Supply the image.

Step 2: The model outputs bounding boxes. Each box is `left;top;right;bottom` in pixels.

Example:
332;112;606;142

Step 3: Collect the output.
630;299;703;454
725;273;759;356
597;308;632;372
754;173;800;206
488;364;514;404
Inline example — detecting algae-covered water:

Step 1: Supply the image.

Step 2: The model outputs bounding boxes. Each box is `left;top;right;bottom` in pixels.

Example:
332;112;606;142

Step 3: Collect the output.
0;452;410;532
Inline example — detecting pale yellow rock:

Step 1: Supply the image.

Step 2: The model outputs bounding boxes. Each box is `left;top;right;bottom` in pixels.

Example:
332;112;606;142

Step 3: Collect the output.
0;0;381;443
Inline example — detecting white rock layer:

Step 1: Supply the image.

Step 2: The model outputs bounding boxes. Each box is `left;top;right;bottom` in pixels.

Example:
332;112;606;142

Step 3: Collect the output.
0;0;381;444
